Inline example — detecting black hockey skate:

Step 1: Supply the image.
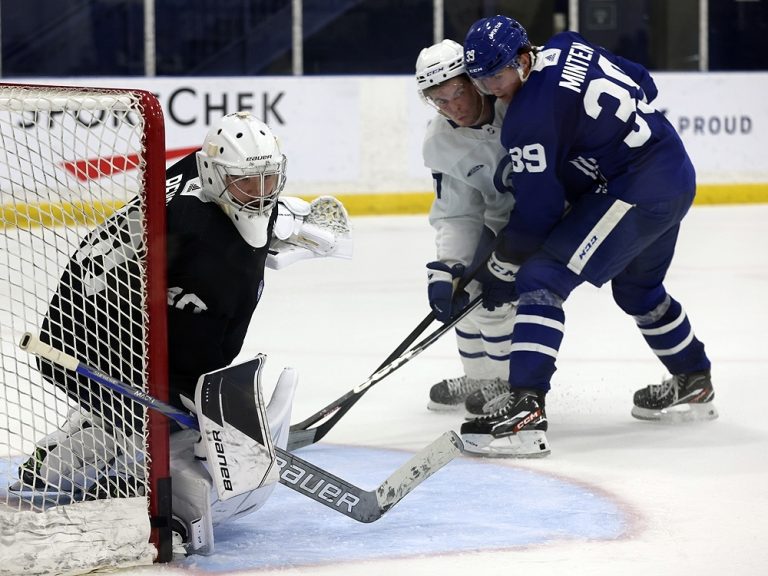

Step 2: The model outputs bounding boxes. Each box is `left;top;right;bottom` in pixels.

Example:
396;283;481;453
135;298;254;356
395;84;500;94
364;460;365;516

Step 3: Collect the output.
632;370;718;422
460;389;550;457
427;375;495;411
464;379;510;417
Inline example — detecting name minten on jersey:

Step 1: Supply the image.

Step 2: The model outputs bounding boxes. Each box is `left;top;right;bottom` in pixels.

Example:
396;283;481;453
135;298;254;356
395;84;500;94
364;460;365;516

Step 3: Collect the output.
559;42;595;93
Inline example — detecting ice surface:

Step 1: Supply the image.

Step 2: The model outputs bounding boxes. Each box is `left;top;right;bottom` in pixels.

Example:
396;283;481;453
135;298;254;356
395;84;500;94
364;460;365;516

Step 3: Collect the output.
8;205;768;576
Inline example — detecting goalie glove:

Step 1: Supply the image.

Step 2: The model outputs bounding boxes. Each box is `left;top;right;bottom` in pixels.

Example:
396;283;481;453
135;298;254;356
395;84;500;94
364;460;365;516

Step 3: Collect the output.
267;195;353;269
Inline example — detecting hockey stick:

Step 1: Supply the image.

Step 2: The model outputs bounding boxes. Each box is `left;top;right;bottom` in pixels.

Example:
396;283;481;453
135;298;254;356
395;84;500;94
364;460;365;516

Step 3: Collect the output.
286;237;501;450
371;236;500;374
287;294;483;451
19;333;463;523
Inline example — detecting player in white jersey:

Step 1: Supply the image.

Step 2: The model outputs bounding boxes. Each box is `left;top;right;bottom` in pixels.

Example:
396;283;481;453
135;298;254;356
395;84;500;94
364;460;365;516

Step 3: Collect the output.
416;39;516;417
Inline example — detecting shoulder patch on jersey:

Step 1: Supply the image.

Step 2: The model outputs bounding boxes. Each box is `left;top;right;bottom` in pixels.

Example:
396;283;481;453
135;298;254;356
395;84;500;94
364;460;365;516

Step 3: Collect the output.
535;48;562;70
181;177;206;200
467;164;485;177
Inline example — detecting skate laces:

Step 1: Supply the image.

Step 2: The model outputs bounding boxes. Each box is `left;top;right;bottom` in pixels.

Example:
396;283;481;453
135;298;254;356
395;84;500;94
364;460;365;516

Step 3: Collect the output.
444;375;475;396
478;391;521;420
647;375;680;401
478;379;508;402
482;392;511;414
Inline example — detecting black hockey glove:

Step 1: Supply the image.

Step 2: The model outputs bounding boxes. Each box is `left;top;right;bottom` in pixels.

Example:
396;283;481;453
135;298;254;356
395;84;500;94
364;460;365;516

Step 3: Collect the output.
426;261;469;323
478;251;520;311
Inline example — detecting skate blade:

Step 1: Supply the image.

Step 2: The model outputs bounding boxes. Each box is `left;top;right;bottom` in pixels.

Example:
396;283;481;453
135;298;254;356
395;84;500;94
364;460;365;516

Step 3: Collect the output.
426;401;464;412
631;402;719;423
460;430;551;458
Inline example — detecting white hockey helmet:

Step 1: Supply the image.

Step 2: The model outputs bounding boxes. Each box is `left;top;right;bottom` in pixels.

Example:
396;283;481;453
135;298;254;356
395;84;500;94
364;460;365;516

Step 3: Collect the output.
196;112;287;247
415;39;466;102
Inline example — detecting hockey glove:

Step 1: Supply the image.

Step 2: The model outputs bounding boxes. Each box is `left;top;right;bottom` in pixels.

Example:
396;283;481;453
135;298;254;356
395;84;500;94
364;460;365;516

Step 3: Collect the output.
426;261;469;323
479;252;520;311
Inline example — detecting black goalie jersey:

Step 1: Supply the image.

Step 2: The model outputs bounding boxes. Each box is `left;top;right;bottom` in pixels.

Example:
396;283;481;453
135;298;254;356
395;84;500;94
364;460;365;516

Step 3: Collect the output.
41;151;276;430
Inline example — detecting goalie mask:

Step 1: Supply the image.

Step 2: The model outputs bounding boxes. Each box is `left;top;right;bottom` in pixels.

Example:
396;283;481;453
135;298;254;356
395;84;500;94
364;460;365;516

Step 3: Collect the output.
196;112;287;247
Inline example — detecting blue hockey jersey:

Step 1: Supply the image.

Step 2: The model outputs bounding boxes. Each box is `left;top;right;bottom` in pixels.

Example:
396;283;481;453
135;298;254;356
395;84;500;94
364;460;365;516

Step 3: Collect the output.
498;31;695;261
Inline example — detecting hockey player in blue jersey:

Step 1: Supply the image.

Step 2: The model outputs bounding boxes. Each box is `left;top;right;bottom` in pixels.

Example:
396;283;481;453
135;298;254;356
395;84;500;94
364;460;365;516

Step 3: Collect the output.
458;16;717;457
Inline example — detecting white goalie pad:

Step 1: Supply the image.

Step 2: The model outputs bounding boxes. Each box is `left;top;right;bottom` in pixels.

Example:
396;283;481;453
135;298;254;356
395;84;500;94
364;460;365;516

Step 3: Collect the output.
267;195;353;269
194;355;280;499
173;362;298;556
8;408;143;497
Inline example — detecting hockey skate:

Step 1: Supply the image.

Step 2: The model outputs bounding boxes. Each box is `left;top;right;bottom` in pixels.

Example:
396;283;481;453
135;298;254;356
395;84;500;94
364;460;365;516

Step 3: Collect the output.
427;375;496;411
464;378;510;417
632;370;718;422
460;389;550;457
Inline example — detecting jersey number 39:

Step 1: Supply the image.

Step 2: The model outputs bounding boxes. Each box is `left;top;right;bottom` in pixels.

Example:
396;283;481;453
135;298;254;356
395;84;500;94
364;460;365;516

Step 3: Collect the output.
584;54;654;148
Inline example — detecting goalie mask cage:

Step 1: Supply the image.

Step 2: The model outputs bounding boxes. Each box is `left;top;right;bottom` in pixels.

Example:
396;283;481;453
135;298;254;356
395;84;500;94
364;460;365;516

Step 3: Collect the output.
0;84;171;573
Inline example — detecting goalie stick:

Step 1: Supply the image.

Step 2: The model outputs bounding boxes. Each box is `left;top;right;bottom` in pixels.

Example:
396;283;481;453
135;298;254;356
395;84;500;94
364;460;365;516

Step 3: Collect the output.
19;333;463;523
287;295;483;450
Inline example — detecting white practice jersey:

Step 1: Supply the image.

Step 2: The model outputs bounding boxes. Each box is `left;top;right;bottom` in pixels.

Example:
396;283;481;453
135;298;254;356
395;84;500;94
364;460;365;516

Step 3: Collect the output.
424;97;515;265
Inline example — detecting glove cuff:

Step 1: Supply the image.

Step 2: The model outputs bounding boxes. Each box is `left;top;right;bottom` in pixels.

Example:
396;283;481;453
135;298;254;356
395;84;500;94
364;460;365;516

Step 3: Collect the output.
487;252;519;282
426;261;465;280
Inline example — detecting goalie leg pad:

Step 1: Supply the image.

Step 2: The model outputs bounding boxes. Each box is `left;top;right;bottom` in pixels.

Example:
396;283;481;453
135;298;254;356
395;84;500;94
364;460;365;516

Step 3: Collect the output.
194;356;280;500
266;367;299;449
14;409;142;495
170;429;215;555
170;363;299;555
209;365;298;525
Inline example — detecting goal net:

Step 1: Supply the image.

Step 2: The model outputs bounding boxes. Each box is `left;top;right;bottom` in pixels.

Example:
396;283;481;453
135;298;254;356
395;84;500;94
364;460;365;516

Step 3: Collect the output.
0;84;170;574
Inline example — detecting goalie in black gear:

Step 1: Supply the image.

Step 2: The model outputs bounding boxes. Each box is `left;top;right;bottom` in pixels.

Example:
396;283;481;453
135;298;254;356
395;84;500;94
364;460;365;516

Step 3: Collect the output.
19;111;352;555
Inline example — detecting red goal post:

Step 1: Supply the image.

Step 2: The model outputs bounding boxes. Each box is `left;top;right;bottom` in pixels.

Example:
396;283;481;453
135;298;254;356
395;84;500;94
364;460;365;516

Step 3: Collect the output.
0;84;171;571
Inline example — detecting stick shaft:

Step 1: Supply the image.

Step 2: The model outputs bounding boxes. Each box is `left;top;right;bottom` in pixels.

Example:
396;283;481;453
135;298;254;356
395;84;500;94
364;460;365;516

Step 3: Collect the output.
286;237;499;449
287;295;482;450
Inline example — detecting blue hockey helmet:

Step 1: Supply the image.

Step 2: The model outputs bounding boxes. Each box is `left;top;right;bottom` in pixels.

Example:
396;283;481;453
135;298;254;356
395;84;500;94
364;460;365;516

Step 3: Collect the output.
463;15;530;79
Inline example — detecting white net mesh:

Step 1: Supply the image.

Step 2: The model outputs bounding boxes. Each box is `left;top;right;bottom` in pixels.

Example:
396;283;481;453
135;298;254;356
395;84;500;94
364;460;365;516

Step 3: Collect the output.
0;85;162;572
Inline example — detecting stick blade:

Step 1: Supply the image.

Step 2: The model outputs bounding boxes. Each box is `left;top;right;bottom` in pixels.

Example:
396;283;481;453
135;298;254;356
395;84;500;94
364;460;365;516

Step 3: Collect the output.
286;427;317;451
375;431;463;513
